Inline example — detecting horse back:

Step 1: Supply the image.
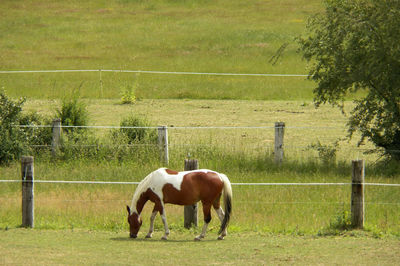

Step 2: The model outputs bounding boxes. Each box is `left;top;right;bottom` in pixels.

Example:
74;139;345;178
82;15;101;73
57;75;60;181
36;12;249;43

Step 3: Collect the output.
162;170;224;206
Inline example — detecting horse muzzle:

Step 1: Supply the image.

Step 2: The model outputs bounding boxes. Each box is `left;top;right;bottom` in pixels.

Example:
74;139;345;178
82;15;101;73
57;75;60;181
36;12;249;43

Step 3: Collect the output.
130;233;137;239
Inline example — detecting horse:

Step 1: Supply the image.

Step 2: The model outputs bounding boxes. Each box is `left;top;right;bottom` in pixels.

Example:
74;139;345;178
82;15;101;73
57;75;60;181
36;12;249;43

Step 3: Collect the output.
126;168;232;241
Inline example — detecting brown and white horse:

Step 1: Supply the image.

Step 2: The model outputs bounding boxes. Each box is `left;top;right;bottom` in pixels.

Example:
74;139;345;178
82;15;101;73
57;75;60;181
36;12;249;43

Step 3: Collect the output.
126;168;232;241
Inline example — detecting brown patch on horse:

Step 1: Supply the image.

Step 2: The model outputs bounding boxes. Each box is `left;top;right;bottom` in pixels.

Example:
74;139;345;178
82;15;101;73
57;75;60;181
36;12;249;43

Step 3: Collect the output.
162;171;224;206
137;188;164;214
165;168;179;175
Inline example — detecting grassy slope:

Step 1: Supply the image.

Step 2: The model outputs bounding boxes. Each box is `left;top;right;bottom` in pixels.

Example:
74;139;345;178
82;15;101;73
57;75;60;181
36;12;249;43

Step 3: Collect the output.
0;0;322;99
1;230;399;265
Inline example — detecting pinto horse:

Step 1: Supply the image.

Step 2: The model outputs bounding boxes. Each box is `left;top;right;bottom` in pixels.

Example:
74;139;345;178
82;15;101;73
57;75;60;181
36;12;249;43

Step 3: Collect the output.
126;168;232;241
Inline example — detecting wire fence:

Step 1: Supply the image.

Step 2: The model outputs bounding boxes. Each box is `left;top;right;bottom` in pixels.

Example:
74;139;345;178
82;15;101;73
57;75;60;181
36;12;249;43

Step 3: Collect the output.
0;68;314;99
1;179;400;187
0;69;309;77
14;123;400;164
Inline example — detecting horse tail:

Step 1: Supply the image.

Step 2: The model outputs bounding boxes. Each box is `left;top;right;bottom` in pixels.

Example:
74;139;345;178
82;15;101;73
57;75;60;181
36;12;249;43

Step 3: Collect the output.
219;173;232;235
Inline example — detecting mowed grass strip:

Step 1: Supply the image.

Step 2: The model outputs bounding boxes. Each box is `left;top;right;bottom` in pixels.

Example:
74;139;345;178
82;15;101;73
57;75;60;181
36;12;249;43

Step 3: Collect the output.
1;229;399;265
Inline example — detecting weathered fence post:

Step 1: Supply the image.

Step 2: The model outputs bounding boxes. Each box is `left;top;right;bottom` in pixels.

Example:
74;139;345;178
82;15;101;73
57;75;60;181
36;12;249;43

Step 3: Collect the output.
51;118;62;157
184;159;198;229
21;156;34;228
274;122;285;164
158;126;169;165
351;159;365;229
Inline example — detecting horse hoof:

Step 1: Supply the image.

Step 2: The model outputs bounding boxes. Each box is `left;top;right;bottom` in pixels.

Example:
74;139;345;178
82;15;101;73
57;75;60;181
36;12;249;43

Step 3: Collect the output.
217;236;225;240
194;237;201;241
161;236;168;241
145;234;152;239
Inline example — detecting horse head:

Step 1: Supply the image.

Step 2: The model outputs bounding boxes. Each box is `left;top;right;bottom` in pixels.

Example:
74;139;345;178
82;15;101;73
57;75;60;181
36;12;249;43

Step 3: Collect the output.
126;206;142;238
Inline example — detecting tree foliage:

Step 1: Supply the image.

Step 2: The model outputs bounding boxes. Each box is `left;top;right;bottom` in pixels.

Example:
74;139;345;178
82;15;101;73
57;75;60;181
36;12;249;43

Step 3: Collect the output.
298;0;400;159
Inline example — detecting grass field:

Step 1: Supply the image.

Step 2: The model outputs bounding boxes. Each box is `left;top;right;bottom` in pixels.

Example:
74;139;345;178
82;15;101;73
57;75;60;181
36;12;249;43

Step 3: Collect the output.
1;0;400;263
1;230;399;265
0;0;323;99
1;99;399;236
22;98;376;162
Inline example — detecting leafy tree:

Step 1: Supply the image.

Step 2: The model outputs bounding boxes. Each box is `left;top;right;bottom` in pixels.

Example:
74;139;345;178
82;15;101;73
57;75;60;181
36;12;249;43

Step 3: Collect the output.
298;0;400;160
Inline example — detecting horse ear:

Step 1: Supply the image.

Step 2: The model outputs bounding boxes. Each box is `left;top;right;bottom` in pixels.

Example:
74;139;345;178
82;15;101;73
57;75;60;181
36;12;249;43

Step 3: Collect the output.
126;205;131;215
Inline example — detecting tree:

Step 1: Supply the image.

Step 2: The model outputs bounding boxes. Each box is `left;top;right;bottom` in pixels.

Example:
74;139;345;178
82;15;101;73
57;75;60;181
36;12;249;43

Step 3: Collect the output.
298;0;400;160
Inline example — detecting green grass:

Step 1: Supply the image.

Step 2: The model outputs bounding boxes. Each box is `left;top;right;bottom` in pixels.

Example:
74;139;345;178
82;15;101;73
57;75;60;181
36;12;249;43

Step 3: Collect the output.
0;0;322;99
1;98;399;235
0;0;399;242
1;229;399;265
1;158;399;235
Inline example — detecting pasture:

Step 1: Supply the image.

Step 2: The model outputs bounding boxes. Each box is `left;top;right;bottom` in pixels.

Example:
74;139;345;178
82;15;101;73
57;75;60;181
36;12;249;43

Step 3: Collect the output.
1;230;400;265
1;0;399;264
0;0;323;100
1;99;399;236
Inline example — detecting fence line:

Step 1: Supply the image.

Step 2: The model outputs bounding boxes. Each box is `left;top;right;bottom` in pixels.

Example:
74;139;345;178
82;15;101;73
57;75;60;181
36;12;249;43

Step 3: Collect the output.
16;124;344;130
14;122;400;161
0;69;309;77
1;179;400;187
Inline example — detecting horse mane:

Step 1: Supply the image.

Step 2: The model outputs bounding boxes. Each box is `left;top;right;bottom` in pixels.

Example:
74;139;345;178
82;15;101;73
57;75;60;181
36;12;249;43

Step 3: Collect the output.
130;169;163;214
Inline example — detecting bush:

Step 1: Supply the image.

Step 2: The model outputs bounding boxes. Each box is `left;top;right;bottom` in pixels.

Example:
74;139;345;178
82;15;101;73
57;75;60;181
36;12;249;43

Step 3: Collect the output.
120;74;139;104
307;140;339;165
120;84;136;104
59;130;100;161
56;93;89;134
117;115;157;144
0;91;27;165
19;112;53;148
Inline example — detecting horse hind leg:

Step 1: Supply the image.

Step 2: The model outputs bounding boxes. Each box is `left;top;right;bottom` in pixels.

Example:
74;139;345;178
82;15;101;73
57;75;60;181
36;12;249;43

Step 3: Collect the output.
195;203;212;241
215;207;227;240
213;196;227;240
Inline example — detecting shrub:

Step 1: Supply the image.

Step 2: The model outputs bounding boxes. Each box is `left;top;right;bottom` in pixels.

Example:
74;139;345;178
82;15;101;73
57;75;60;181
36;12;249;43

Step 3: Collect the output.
117;115;157;144
59;130;100;161
307;140;339;165
120;84;136;105
120;75;138;104
56;93;89;134
19;112;53;148
0;91;27;165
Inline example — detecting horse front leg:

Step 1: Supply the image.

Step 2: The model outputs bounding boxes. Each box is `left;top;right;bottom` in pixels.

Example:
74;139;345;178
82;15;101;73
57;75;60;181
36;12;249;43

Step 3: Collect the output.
159;204;170;240
146;209;158;238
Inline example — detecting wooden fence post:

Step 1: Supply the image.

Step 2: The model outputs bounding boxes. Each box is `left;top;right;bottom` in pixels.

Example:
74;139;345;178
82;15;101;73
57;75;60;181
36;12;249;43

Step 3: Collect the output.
351;159;365;229
21;156;34;228
51;118;62;157
184;159;198;229
274;122;285;164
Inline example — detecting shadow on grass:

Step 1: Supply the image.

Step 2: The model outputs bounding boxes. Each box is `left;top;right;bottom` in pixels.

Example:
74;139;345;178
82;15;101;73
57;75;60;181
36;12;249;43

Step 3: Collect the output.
110;236;219;243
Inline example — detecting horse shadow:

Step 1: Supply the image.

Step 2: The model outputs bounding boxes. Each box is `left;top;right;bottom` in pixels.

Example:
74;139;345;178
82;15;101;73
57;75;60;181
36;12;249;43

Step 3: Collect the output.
110;236;218;243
